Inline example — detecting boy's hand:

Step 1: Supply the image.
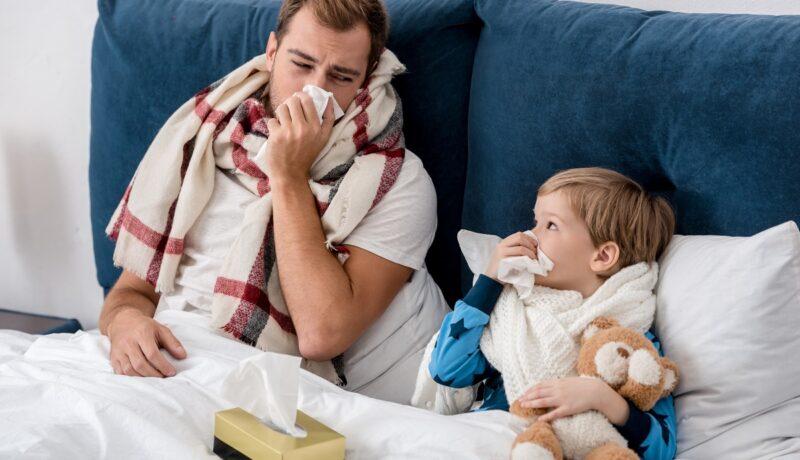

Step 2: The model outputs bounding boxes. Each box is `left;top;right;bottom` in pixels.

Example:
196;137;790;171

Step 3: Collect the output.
517;377;630;425
484;231;538;281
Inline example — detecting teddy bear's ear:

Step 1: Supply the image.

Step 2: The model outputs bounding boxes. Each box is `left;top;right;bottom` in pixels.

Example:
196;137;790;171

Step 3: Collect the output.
659;357;680;397
581;316;620;344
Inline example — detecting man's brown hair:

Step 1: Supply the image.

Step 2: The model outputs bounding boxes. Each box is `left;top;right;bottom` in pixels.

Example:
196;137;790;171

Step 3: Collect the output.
538;167;675;269
276;0;389;75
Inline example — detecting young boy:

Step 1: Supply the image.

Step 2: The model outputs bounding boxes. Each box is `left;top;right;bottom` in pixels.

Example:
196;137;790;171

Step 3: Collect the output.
428;168;677;459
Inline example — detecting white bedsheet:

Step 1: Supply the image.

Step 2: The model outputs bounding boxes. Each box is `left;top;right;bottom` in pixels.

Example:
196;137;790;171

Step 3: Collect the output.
0;310;524;459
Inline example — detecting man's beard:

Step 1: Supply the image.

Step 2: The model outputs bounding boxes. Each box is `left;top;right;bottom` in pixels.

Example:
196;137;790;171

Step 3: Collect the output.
260;82;276;118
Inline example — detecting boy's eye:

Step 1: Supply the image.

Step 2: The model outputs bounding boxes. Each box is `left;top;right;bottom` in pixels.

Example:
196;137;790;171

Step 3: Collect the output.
293;61;312;69
547;222;557;230
331;74;353;83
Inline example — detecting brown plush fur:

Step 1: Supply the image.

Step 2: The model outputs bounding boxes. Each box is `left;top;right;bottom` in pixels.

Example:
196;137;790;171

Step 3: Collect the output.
584;442;639;460
513;421;564;460
509;317;680;458
577;317;679;412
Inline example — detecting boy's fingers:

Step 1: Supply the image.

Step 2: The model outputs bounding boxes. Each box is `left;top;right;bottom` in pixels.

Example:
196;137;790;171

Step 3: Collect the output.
504;245;537;260
539;407;567;423
521;397;558;409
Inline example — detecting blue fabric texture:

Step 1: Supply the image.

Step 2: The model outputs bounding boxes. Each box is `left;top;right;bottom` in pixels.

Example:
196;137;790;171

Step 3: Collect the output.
464;0;800;294
89;0;479;299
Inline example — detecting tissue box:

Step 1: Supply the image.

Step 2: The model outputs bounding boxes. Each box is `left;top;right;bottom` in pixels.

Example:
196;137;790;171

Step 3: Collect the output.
213;408;345;460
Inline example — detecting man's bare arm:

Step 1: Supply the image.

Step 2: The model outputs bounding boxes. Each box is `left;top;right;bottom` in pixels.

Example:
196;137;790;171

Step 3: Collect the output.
99;269;186;377
272;178;412;362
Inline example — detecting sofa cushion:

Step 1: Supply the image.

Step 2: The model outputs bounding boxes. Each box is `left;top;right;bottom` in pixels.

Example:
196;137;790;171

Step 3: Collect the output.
464;0;800;292
90;0;479;301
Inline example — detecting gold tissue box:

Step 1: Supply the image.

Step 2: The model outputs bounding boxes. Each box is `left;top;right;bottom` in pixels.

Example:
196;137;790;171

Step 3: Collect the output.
213;408;345;460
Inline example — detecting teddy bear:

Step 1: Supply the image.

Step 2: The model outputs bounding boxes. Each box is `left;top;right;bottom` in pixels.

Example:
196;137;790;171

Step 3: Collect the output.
508;317;680;460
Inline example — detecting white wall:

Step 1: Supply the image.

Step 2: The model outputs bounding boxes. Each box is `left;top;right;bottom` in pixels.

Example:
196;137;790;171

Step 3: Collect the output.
0;0;102;329
0;0;798;331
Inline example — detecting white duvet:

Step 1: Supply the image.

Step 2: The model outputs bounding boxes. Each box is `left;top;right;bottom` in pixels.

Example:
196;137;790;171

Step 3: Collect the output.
0;310;524;459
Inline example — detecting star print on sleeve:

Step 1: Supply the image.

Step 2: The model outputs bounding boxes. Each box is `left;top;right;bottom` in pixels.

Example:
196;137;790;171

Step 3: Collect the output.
449;318;468;339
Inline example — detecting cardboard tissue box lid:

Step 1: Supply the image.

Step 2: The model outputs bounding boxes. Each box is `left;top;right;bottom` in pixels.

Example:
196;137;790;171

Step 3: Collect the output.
214;408;345;460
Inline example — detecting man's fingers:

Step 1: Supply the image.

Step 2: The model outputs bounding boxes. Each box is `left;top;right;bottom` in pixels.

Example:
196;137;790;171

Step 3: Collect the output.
119;355;141;377
321;98;335;130
286;94;308;125
275;102;291;126
158;326;187;360
140;340;176;377
296;92;319;126
266;118;280;134
111;358;121;375
128;346;163;378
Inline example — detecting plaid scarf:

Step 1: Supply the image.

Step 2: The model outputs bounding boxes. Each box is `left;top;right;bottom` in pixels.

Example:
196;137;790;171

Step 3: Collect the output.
105;49;407;384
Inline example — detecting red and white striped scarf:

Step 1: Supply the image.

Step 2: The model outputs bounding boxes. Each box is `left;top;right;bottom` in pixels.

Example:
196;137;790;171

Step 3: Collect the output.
105;49;407;384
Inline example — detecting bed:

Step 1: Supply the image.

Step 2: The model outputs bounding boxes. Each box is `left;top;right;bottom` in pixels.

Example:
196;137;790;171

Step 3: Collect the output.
3;0;800;458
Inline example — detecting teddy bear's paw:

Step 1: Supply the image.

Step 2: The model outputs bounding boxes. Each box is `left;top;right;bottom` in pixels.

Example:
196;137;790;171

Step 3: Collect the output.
584;442;638;460
511;442;557;460
512;421;563;460
594;341;634;386
628;349;662;386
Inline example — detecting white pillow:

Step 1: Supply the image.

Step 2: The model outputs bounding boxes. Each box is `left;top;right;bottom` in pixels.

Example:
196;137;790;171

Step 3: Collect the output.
655;221;800;459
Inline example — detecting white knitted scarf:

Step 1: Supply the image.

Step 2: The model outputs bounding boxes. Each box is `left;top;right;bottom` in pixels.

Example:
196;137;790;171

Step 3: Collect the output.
480;262;658;403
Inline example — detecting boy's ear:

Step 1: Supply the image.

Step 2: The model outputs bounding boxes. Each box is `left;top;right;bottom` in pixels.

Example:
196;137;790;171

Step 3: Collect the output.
590;241;620;275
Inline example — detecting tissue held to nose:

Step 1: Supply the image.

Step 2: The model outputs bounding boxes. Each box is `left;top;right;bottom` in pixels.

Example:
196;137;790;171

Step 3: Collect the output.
497;230;554;300
302;84;345;123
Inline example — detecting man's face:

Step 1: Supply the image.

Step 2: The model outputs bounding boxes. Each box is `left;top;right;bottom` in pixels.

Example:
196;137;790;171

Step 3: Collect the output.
264;5;371;118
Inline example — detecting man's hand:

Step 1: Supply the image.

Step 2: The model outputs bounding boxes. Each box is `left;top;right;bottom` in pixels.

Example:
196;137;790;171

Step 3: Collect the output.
267;92;335;185
107;307;187;378
517;377;630;424
484;231;539;281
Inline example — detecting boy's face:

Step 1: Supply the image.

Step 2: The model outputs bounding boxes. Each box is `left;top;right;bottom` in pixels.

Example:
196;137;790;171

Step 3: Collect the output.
531;191;601;295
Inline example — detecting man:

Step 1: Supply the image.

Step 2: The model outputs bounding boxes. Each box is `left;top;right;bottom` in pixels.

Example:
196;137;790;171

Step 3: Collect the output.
97;0;448;404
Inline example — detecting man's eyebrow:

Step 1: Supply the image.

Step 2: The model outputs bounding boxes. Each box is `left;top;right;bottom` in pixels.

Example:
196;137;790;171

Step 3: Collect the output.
287;48;361;77
288;48;318;62
331;64;361;77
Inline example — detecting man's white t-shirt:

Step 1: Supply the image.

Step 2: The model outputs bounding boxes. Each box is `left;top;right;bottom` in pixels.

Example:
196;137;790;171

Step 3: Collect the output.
156;150;449;404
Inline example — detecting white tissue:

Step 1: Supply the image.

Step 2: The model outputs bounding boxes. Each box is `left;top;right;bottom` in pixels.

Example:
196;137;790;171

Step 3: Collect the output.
220;352;307;437
457;229;554;300
302;84;345;123
497;230;554;300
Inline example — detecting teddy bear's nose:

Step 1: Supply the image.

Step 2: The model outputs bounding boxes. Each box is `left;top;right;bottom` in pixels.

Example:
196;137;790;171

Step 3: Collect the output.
617;348;630;358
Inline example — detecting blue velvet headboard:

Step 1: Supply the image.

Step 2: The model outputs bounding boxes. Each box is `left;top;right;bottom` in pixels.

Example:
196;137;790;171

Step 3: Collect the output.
90;0;800;302
463;0;800;291
89;0;479;301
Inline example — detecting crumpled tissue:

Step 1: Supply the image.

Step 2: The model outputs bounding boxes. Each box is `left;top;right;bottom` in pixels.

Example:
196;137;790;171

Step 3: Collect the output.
457;229;554;300
302;84;345;123
220;352;307;437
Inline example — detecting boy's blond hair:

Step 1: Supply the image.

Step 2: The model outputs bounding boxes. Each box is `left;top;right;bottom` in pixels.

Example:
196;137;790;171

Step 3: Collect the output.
538;167;675;269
